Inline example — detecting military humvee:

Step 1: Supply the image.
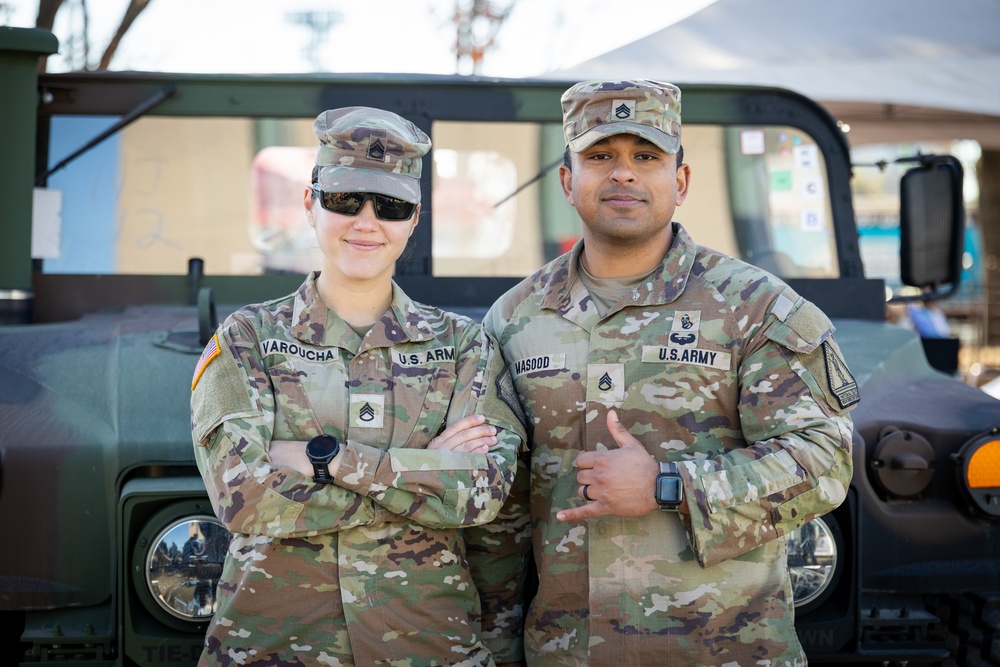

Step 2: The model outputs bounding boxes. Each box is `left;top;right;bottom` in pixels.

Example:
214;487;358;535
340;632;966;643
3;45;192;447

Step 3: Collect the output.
2;26;999;666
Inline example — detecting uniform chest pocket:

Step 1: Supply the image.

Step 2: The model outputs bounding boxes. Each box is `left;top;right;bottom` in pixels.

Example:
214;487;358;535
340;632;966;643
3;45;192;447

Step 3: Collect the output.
266;355;347;440
391;349;458;448
636;345;736;417
509;352;582;421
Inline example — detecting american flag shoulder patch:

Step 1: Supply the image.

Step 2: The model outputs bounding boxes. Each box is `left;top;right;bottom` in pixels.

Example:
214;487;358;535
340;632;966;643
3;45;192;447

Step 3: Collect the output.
191;333;221;391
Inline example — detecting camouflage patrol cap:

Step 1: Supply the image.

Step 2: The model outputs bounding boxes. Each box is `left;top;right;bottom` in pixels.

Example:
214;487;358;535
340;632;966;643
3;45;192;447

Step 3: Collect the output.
561;80;681;154
313;106;430;204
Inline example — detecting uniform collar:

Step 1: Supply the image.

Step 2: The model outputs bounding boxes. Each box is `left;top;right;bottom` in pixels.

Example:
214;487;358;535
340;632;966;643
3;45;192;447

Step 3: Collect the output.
290;272;437;350
540;222;697;315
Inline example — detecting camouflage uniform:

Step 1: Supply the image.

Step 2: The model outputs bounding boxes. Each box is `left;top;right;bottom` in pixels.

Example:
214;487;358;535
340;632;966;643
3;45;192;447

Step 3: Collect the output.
476;224;857;666
191;272;525;666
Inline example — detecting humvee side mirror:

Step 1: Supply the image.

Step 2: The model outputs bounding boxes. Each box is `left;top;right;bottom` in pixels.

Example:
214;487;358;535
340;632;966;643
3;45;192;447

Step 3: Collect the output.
896;155;965;302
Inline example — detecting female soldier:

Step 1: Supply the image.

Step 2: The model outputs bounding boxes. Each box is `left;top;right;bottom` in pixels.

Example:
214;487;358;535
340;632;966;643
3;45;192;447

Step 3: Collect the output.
190;106;524;666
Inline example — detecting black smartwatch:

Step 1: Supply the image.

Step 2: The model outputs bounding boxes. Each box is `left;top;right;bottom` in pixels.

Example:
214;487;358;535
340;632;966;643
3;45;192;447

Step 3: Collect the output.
654;461;683;511
305;434;340;484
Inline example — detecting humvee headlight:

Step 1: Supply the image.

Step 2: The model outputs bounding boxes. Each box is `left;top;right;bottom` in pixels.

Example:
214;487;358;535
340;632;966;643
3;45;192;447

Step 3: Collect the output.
786;517;838;610
145;515;230;621
955;431;1000;518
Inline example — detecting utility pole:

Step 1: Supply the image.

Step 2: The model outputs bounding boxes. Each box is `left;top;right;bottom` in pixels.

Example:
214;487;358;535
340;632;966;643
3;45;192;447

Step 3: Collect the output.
452;0;514;75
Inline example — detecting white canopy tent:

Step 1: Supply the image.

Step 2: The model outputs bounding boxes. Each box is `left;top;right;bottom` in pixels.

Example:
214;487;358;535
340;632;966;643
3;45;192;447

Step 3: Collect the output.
547;0;1000;148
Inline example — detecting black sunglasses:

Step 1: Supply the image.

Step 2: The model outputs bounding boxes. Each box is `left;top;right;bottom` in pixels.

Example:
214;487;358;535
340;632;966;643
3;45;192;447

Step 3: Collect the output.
311;186;416;221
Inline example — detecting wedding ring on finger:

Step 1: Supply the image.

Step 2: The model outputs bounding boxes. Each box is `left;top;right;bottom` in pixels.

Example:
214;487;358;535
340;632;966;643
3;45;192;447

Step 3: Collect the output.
582;484;594;502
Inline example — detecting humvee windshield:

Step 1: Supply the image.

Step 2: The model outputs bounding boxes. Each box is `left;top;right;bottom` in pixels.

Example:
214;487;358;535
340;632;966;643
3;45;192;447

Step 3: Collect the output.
42;115;838;280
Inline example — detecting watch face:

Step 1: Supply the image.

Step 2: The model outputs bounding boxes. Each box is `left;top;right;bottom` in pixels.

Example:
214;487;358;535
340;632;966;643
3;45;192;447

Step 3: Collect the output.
656;475;683;505
306;434;339;461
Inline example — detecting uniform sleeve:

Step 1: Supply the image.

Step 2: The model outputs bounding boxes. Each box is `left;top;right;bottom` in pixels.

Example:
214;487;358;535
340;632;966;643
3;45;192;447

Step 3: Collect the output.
191;317;380;538
333;326;526;529
465;451;532;661
680;295;856;568
465;308;533;661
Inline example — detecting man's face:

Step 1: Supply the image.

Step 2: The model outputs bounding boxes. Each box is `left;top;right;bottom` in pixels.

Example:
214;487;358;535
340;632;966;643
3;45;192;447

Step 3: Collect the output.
559;134;689;249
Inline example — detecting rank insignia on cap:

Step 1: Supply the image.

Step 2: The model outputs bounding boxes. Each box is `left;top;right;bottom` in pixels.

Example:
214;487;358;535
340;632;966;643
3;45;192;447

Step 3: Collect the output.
613;100;636;120
191;333;220;391
367;136;387;161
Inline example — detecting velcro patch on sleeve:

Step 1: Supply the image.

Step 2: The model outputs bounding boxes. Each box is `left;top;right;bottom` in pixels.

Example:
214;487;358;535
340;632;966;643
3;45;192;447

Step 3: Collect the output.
763;299;833;355
496;364;527;429
190;330;260;446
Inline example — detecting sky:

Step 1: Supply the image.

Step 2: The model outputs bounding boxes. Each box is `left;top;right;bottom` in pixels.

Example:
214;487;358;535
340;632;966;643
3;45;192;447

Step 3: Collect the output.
1;0;718;77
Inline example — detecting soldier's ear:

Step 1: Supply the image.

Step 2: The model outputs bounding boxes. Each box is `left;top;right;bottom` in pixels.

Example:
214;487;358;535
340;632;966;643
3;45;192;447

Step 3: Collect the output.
408;204;421;237
559;164;575;206
675;163;691;205
304;186;317;228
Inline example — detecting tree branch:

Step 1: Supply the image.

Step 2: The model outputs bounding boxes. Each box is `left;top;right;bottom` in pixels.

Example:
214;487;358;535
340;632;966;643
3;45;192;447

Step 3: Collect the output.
98;0;152;70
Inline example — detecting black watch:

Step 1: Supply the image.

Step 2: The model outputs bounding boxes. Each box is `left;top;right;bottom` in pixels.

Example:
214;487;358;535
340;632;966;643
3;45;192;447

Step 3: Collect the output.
305;434;340;484
654;461;683;511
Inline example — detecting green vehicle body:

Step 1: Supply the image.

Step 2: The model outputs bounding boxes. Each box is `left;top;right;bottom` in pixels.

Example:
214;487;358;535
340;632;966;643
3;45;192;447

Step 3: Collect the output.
2;27;999;666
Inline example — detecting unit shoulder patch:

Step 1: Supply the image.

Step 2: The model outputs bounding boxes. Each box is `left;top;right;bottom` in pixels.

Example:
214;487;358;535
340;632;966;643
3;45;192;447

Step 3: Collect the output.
822;341;860;410
800;339;859;412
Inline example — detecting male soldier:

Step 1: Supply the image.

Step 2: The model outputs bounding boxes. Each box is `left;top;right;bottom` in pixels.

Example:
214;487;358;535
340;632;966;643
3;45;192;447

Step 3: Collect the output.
473;80;857;665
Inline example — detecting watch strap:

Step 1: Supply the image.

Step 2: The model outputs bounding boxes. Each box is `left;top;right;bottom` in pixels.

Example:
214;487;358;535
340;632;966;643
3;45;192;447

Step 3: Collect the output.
312;462;334;484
